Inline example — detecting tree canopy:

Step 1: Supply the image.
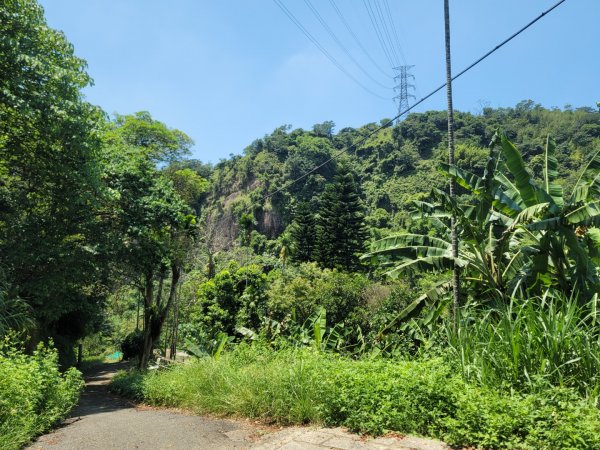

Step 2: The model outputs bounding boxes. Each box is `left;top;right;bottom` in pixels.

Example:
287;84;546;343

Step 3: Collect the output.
0;0;107;363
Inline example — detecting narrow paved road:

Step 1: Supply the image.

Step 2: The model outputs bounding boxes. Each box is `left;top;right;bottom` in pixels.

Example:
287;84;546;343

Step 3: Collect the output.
28;362;448;450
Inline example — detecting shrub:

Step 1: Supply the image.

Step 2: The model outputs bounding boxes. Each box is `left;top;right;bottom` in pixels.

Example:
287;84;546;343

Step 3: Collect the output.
120;329;144;360
266;263;369;325
189;263;267;338
0;337;84;450
319;355;600;449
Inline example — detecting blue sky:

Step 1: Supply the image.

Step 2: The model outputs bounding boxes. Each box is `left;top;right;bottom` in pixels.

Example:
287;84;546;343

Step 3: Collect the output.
39;0;598;163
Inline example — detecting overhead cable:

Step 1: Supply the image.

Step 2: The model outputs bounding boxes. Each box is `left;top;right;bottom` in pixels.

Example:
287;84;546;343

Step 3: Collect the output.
255;0;568;207
382;0;407;65
303;0;392;89
273;0;390;100
327;0;392;78
362;0;397;68
372;0;402;66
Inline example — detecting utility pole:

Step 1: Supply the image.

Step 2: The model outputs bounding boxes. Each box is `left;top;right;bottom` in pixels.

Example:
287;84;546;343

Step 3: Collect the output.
444;0;460;328
393;65;415;123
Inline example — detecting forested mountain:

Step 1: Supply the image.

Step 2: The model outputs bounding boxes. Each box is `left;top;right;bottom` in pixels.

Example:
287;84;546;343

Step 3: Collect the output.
1;0;598;362
5;2;600;448
192;103;600;259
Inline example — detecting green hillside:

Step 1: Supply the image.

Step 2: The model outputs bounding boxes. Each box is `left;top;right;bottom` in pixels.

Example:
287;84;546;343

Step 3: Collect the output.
194;103;600;257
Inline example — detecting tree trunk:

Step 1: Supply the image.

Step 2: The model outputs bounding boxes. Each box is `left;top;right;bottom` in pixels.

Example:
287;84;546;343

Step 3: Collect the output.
77;343;83;367
207;250;215;279
169;300;179;360
444;0;461;327
138;264;182;369
139;272;154;369
136;292;140;331
169;277;183;360
155;271;165;307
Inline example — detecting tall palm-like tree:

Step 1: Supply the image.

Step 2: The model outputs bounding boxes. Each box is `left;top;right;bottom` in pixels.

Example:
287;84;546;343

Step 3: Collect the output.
444;0;460;324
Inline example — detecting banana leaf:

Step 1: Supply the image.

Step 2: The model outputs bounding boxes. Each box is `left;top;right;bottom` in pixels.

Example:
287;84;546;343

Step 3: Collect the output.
543;135;563;207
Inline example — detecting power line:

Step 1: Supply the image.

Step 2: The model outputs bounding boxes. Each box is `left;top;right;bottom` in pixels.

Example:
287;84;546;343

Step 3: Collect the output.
273;0;390;100
303;0;392;90
362;0;396;69
365;0;412;119
254;0;567;209
382;0;407;65
372;0;402;66
327;0;392;79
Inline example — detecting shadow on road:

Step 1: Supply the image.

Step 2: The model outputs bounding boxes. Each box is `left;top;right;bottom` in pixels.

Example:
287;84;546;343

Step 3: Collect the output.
70;361;134;418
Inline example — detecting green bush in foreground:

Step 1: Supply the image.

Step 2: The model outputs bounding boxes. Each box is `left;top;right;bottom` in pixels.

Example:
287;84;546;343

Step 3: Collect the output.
0;338;84;450
110;345;600;449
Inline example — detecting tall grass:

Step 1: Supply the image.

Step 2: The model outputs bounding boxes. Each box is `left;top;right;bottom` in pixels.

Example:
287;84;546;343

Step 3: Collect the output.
112;346;323;424
446;293;600;398
110;344;600;449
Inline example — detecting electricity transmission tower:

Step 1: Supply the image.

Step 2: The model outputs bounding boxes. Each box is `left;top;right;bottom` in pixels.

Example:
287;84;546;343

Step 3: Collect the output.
393;65;415;123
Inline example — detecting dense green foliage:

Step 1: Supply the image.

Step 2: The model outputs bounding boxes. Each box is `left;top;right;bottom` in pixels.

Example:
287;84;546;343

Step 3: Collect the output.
120;330;145;361
366;133;600;306
0;337;83;450
0;0;108;365
0;1;201;369
2;2;600;448
103;111;198;368
110;345;600;449
0;282;32;335
289;201;316;262
189;263;267;339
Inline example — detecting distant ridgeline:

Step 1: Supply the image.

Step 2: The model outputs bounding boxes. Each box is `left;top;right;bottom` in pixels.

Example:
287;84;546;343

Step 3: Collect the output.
191;102;600;254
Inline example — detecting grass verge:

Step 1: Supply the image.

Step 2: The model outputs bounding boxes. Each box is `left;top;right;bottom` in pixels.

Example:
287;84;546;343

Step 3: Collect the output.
110;344;600;449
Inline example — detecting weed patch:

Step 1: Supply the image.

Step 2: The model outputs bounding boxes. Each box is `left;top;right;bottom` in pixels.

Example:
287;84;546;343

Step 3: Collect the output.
110;345;600;449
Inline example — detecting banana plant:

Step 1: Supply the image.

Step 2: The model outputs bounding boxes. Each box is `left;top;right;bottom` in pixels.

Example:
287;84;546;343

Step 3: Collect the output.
492;133;600;299
364;133;600;310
